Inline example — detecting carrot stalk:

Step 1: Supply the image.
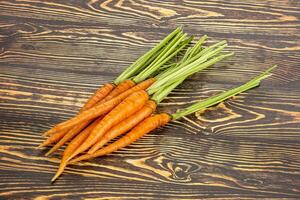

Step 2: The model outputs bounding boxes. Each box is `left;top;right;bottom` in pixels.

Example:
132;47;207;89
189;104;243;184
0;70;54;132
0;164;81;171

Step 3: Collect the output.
43;78;155;136
133;33;190;83
39;130;68;148
70;90;149;158
89;100;157;153
69;113;171;164
148;44;231;94
114;27;182;84
172;65;277;120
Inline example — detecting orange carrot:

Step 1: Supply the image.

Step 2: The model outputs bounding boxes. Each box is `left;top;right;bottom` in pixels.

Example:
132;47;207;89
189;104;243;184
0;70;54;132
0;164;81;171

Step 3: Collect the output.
45;80;135;153
45;120;91;156
43;78;155;136
89;100;157;153
43;83;113;137
39;130;69;148
70;90;149;159
69;113;170;164
80;83;114;112
98;80;135;104
51;117;102;182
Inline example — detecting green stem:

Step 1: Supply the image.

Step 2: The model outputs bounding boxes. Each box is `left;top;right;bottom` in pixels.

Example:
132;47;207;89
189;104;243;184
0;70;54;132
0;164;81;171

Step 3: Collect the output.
187;35;208;60
151;39;228;102
152;77;185;103
151;36;193;76
181;47;193;63
155;46;192;80
171;65;277;120
114;27;181;84
155;41;227;83
148;47;231;95
159;63;177;70
151;37;208;101
196;40;227;59
133;33;188;83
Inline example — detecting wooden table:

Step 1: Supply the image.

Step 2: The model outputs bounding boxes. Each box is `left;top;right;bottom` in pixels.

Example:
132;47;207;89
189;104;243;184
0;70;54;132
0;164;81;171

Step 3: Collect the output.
1;1;300;199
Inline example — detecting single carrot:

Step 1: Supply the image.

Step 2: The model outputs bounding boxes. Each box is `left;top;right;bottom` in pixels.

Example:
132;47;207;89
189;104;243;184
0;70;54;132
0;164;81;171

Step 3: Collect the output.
80;83;115;112
89;100;157;153
43;78;155;136
98;79;135;104
39;130;69;148
69;113;170;164
70;90;149;159
51;117;102;182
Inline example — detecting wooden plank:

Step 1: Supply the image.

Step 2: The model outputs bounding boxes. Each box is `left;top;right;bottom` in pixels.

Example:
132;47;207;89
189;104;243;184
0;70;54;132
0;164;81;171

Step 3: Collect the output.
0;0;300;199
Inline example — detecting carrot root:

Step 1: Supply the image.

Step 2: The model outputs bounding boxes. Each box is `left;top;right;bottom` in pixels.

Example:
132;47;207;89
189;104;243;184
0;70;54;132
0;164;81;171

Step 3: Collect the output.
39;130;67;149
51;160;67;182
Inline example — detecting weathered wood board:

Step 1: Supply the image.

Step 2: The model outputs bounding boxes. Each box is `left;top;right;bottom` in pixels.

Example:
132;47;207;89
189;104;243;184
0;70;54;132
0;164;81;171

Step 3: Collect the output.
1;0;300;199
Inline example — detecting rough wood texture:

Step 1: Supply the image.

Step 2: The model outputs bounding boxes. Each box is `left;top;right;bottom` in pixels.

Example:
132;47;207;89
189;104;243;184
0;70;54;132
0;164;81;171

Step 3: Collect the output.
1;0;300;199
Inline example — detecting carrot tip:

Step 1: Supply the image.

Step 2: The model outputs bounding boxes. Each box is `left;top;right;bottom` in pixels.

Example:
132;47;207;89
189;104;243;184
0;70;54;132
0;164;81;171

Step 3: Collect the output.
45;151;52;157
68;158;79;164
37;143;45;148
68;153;76;161
51;174;59;182
87;149;95;154
42;132;48;137
45;146;58;156
43;129;54;136
38;139;50;148
52;161;67;182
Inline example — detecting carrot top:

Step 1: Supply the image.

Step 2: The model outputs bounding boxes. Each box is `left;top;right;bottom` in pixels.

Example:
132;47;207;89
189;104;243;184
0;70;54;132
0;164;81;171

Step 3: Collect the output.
114;27;186;84
148;41;232;95
150;37;232;103
171;65;277;120
132;33;193;83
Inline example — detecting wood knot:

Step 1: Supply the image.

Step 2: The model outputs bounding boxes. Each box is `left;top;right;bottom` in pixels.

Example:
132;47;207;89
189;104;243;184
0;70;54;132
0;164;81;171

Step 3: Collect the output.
243;178;264;187
156;154;202;183
195;102;241;123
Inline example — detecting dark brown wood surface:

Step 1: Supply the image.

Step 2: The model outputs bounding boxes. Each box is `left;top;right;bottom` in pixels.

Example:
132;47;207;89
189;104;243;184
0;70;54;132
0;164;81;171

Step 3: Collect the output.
1;0;300;199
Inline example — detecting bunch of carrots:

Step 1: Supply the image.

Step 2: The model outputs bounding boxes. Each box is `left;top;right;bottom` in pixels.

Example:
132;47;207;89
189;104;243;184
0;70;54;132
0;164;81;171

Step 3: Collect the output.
38;27;276;182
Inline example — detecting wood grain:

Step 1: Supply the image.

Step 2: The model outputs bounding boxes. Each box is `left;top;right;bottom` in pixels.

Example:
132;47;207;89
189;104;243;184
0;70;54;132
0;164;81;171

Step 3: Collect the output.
0;0;300;199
